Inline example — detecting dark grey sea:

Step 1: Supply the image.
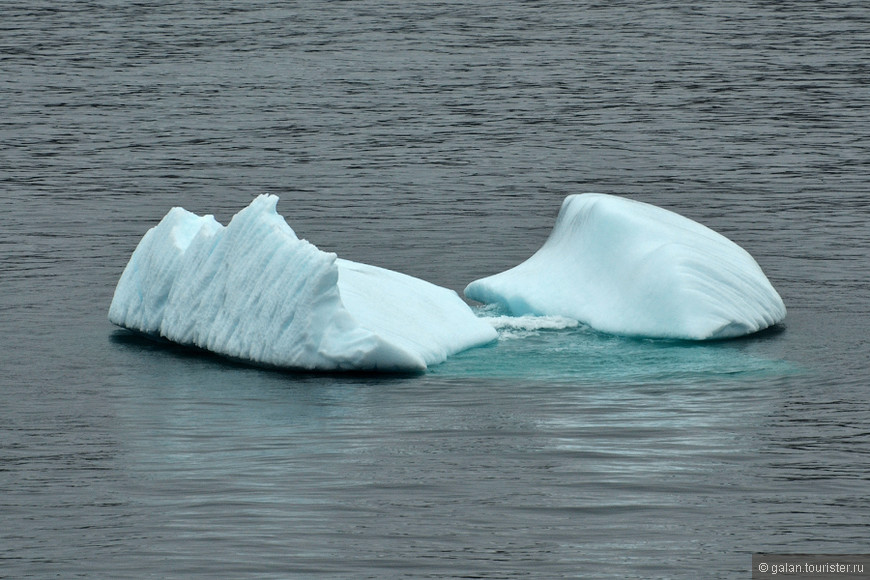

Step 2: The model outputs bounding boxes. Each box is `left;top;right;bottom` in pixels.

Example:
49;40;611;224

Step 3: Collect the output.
2;1;869;578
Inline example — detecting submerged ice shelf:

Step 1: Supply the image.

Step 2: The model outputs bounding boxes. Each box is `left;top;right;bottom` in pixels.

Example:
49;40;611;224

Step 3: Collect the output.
465;193;786;340
433;309;796;383
109;195;497;372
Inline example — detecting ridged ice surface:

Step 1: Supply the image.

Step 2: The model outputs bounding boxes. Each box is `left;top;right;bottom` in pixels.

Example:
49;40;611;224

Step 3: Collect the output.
466;194;786;340
109;195;496;371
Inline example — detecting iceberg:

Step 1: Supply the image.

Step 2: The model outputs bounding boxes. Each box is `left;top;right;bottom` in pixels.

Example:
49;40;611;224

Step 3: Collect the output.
109;195;497;372
465;194;786;340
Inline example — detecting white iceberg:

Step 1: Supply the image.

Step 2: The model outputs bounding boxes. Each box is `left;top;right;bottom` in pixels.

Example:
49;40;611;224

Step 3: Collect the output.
465;193;786;340
109;195;497;372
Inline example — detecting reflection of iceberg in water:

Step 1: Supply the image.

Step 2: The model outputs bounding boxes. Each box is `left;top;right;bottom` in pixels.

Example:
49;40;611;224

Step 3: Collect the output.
432;307;796;384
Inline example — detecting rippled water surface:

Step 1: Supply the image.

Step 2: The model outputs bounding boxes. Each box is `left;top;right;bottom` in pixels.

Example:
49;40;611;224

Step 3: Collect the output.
2;1;869;578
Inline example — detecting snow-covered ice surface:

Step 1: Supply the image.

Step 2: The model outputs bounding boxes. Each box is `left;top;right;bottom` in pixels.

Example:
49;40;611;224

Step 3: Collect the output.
465;194;786;340
109;195;497;372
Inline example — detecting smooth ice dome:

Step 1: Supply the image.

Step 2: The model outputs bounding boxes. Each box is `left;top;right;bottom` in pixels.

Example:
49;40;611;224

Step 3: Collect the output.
109;195;497;372
465;193;786;340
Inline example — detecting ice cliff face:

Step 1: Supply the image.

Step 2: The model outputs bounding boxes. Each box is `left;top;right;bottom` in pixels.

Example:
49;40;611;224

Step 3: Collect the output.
465;194;786;340
109;195;497;372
